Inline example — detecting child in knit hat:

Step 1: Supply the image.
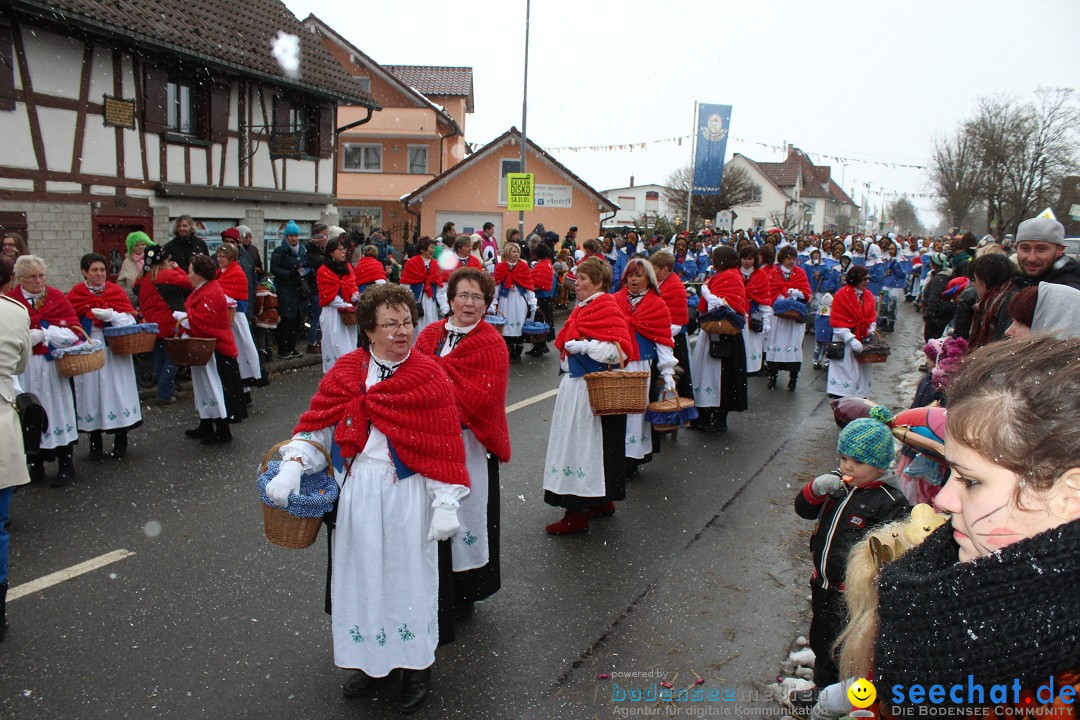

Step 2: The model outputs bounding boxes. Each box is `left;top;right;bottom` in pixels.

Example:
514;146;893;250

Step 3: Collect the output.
794;406;910;692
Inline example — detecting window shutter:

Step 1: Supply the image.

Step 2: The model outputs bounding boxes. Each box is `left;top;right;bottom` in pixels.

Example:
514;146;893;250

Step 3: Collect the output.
317;104;334;159
0;25;17;111
143;66;167;133
272;95;289;133
207;84;229;142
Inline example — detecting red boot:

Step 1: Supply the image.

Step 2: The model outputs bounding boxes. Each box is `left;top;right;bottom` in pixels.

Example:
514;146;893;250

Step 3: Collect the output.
545;511;589;535
588;501;616;518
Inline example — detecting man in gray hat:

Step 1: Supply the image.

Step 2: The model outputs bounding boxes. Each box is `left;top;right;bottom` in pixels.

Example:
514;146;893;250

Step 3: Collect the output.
1013;215;1080;291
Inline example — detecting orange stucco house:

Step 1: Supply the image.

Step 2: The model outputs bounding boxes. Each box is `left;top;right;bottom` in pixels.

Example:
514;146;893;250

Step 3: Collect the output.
403;128;618;243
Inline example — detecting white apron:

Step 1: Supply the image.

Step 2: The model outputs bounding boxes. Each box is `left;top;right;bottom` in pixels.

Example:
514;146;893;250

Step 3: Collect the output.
19;354;78;449
689;331;723;409
765;315;804;364
319;305;358;373
190;354;227;419
415;292;441;337
826;343;873;398
542;374;606;498
74;325;142;431
452;430;490;571
495;278;533;337
230;312;262;381
742;313;766;373
623;358;653;460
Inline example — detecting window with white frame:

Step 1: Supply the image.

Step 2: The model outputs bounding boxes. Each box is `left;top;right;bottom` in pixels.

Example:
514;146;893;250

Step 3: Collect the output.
342;143;382;172
618;196;636;211
499;158;522;204
408;145;428;174
645;191;659;212
166;80;196;135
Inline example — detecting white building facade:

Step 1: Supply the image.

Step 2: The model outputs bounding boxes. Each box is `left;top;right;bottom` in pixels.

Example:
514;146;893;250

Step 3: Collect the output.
601;182;675;228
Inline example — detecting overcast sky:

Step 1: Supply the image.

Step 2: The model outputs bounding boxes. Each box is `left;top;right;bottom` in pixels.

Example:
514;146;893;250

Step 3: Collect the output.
283;0;1080;227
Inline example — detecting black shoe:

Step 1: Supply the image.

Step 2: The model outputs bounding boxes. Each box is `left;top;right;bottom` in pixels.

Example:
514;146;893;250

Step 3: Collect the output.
397;668;432;715
185;420;214;439
27;459;44;483
201;421;232;446
342;669;386;699
715;412;728;432
110;431;128;460
626;464;640;481
455;600;475;621
53;451;75;489
525;347;545;357
87;431;103;462
788;374;798;392
767;373;778;390
541;344;550;354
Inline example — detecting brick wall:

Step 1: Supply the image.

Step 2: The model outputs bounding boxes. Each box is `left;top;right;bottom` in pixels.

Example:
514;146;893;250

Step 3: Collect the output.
0;201;93;290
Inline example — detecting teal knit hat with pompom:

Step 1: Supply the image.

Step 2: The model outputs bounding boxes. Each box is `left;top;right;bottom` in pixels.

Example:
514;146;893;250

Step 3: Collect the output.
837;406;895;470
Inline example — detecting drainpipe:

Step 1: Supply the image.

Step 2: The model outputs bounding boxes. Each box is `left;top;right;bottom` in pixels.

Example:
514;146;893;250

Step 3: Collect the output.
336;106;374;134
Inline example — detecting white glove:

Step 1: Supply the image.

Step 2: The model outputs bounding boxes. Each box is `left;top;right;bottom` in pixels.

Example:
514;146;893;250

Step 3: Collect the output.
90;308;115;322
427;504;460;541
29;328;46;346
350;293;361;303
776;294;787;304
265;460;303;508
172;311;188;323
762;318;772;335
670;324;682;337
811;473;845;496
563;339;587;354
789;289;805;300
329;297;349;309
850;339;864;353
869;322;877;336
662;374;676;393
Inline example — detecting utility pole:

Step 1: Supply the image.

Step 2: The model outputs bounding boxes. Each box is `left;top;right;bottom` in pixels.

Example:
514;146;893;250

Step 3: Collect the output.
518;0;530;237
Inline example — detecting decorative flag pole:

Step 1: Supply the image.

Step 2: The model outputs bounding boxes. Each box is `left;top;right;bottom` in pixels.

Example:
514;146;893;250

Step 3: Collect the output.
686;101;698;233
518;0;531;237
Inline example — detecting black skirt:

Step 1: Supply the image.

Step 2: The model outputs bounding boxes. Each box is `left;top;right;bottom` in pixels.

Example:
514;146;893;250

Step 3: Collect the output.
215;351;247;423
720;333;749;413
544;414;627;510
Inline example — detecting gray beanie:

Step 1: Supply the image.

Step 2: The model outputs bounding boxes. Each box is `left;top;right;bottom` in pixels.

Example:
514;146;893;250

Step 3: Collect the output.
1016;216;1065;246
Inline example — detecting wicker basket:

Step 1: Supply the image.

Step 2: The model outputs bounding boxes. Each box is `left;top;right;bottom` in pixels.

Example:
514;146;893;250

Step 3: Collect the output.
55;327;105;378
105;326;157;356
259;440;333;549
699;318;741;335
855;338;891;364
339;307;358;326
647;391;697;433
165;337;217;365
583;345;648;416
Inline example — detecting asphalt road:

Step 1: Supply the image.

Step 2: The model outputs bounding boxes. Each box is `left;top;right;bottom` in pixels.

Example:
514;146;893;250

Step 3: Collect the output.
0;304;924;719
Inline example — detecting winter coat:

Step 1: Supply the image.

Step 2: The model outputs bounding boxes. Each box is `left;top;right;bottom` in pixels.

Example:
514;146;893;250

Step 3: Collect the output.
0;295;31;490
269;242;307;318
1014;256;1080;292
950;285;979;339
162;233;209;272
921;269;954;329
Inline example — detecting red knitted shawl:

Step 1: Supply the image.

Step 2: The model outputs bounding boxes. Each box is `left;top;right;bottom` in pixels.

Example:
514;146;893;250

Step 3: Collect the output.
399;255;443;297
6;286;80;355
67;281;134;327
760;263;783;300
770;265;811;300
830;285;877;341
658;273;689;326
415;319;511;462
698;268;749;317
215;262;248;302
294;348;468;486
184;279;238;358
531;258;555;292
744;268;773;307
554;292;637;361
615;288;674;347
352;256;386;285
493;261;534;291
317;264;358;307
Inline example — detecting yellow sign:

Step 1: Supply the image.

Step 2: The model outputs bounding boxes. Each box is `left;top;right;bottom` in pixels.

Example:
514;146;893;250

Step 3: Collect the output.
507;173;534;211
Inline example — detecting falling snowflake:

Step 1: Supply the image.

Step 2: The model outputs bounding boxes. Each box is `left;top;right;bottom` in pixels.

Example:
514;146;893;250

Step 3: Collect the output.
270;31;301;78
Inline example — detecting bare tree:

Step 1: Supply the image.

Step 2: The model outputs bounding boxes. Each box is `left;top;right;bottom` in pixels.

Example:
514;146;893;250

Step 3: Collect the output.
887;196;924;236
663;164;762;228
767;205;801;231
929;128;982;229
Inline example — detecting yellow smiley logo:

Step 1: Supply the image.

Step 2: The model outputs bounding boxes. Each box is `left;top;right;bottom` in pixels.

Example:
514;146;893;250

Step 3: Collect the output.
848;678;877;709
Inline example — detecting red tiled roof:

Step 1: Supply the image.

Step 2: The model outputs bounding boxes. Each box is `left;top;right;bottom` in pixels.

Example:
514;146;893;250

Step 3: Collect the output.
9;0;377;106
383;65;474;112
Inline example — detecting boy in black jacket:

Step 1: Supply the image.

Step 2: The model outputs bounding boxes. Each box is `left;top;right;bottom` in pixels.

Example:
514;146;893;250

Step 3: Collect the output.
795;414;909;689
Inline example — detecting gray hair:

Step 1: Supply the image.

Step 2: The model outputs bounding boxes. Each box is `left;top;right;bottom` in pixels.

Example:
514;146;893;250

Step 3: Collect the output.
14;254;46;278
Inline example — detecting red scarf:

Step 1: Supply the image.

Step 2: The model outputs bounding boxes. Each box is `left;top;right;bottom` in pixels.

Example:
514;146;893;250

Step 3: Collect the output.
615;288;674;347
554;292;637;361
698;268;749;317
415;319;511;462
317;264;358;307
830;285;877;341
969;280;1014;348
744;268;773;307
659;273;689;326
184;279;238;358
531;258;555;293
770;265;811;300
215;262;248;302
352;256;386;286
293;348;468;486
67;281;134;327
399;255;443;298
493;261;534;292
760;262;782;300
6;285;80;354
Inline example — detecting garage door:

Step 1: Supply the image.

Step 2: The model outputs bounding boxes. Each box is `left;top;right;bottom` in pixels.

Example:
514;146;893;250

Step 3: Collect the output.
434;212;501;239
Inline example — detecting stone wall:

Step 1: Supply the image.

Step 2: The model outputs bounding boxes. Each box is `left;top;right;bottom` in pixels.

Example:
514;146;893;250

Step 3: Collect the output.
0;201;93;290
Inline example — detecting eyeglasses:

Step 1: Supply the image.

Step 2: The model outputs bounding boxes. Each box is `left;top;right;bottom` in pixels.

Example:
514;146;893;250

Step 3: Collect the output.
454;293;486;304
375;320;415;331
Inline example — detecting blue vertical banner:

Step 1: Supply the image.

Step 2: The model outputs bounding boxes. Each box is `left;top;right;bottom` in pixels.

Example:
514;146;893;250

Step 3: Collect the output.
692;103;733;195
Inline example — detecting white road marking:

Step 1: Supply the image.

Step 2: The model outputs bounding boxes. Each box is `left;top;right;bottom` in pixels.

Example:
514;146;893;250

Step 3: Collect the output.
505;388;559;414
8;549;135;602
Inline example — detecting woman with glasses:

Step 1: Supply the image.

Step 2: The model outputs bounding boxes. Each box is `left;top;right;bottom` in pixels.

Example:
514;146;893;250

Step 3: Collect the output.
264;283;468;715
416;267;509;620
492;241;537;363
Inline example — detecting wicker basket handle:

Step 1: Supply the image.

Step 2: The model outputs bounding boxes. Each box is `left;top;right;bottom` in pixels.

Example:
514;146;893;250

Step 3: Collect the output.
258;438;333;476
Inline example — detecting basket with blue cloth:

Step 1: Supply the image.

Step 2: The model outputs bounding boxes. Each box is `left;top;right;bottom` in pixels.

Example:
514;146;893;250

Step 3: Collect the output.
521;318;550;343
257;440;339;549
645;391;698;433
484;313;506;328
698;305;746;336
104;322;159;355
773;297;808;323
53;326;105;378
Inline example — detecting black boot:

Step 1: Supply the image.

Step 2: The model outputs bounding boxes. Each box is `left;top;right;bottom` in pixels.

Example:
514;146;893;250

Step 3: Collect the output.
342;669;387;699
110;430;128;459
27;458;44;483
788;372;798;392
767;370;778;390
87;431;103;462
53;445;75;488
201;420;232;446
716;411;728;432
0;581;7;643
397;668;432;715
184;419;214;439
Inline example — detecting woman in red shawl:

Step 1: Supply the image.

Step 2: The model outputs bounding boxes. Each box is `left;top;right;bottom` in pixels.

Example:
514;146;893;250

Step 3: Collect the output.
352;244;387;295
316;238;360;372
8;255;82;486
690;247;750;433
177;255;246;445
215;242;262;388
827;265;877;399
136;245;191;406
649;250;693;397
492;241;537;363
526;242;557;356
68;252;142;462
415;267;509;618
615;258;676;479
399;237;448;336
765;245;812;391
739;246;774;375
263;283;468;714
543;257;636;534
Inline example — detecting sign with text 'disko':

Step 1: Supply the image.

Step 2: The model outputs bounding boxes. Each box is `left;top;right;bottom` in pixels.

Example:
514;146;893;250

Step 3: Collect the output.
507;173;535;211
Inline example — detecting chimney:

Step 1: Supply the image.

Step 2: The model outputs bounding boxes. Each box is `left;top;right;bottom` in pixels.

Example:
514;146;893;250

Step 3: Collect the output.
629;175;635;188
